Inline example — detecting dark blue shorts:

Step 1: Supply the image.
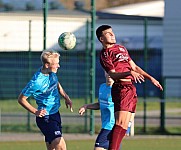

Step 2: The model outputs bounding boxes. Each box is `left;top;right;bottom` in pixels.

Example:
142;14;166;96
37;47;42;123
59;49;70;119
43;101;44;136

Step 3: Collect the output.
95;128;111;149
36;111;62;143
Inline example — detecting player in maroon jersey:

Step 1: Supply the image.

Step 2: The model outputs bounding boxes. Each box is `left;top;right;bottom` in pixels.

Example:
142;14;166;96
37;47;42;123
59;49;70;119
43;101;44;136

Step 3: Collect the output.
96;25;163;150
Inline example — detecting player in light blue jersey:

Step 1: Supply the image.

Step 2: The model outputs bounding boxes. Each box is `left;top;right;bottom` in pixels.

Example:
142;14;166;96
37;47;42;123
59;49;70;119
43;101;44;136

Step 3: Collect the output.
18;50;73;150
79;72;121;150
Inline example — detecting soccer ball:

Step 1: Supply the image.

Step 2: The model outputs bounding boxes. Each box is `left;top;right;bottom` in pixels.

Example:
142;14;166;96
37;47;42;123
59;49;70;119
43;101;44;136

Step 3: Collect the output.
58;32;76;50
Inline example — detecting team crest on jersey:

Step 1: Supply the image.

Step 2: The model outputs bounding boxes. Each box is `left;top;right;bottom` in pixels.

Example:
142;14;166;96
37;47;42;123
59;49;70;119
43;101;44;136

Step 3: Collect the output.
119;47;125;52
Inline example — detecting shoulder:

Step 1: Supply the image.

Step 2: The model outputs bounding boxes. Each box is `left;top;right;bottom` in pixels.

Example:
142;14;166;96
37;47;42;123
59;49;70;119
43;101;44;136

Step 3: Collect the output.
114;44;127;51
31;70;49;85
50;72;57;77
50;72;58;81
100;46;115;58
101;44;127;52
99;83;107;91
99;83;112;91
100;83;106;88
117;45;129;53
32;70;43;81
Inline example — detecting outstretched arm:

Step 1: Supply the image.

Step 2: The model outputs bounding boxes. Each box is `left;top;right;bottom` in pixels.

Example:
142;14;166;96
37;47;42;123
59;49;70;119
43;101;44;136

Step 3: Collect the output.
79;102;100;115
58;82;73;112
129;60;163;90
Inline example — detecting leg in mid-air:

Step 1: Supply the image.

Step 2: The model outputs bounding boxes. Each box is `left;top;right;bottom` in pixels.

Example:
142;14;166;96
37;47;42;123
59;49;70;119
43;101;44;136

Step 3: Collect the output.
109;82;137;150
109;111;132;150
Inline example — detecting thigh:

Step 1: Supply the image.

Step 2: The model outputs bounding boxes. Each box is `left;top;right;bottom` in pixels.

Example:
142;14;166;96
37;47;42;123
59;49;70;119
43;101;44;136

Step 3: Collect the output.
46;137;66;150
112;83;137;112
36;112;62;143
95;129;111;149
115;111;132;129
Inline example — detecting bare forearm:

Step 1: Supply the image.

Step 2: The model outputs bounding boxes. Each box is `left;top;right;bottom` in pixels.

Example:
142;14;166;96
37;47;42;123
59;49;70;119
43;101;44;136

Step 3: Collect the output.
18;98;37;114
134;66;163;90
62;92;71;101
58;82;71;100
79;102;99;115
86;102;100;110
134;66;153;80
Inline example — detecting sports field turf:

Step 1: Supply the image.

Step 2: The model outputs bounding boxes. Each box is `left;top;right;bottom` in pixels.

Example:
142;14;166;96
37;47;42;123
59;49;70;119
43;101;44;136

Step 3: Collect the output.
1;136;181;150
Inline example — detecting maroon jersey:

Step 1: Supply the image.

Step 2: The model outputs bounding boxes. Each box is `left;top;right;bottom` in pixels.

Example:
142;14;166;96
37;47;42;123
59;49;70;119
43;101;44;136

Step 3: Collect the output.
100;44;133;80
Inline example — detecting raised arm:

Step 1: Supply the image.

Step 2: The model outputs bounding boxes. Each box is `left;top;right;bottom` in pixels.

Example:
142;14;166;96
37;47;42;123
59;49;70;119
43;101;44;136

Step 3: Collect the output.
129;60;163;90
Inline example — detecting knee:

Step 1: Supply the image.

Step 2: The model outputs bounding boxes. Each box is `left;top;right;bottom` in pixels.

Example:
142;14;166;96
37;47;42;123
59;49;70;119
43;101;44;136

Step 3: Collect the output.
53;137;61;145
52;137;66;150
115;122;128;130
122;122;129;130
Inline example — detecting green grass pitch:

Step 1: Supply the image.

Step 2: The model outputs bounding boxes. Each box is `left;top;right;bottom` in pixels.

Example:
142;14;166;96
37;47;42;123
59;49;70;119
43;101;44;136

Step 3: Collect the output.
1;137;181;150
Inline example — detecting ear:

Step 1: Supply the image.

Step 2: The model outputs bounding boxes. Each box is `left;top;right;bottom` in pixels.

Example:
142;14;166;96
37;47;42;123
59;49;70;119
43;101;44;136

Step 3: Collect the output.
44;63;49;68
100;37;103;42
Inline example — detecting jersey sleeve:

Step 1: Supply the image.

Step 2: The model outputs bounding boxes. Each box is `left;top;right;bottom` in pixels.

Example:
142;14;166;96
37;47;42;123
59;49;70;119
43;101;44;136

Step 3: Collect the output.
21;80;38;97
126;49;132;62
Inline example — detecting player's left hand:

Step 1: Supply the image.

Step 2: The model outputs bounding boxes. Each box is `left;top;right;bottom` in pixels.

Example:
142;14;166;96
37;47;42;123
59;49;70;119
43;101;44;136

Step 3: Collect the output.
151;77;163;91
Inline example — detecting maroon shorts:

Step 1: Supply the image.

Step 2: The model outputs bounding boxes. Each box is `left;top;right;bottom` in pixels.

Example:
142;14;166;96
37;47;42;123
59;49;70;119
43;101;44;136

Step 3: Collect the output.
111;82;137;113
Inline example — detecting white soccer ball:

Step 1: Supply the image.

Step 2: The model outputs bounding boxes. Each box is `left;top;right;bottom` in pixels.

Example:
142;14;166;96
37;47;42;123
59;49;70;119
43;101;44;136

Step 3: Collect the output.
58;32;76;50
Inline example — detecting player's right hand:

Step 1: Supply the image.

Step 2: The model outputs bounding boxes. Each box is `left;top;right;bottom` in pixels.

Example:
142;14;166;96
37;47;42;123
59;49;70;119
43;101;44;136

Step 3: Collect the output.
35;109;47;117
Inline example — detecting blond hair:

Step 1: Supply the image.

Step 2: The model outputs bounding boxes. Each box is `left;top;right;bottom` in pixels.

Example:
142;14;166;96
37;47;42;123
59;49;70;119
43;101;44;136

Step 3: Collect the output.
40;50;60;65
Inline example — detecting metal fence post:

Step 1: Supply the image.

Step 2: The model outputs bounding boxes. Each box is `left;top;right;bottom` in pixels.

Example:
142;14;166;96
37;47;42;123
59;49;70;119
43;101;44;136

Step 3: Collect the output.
143;17;148;133
43;0;48;50
90;0;96;135
27;20;32;131
0;108;1;134
85;19;90;132
160;77;165;132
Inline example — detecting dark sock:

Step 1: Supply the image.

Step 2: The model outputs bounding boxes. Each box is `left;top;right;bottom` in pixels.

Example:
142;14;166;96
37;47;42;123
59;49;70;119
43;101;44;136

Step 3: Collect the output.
109;125;126;150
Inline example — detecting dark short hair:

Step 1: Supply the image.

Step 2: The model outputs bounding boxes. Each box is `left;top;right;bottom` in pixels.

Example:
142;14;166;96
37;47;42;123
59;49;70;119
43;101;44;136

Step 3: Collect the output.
96;25;112;41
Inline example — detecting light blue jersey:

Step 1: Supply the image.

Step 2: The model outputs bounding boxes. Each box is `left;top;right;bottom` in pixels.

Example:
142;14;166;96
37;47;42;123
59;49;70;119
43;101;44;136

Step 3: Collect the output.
21;68;60;115
98;83;115;130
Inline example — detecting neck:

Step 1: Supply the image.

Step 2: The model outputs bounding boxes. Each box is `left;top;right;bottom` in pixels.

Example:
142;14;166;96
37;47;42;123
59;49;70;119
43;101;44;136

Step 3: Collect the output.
41;67;49;75
103;43;115;49
106;82;112;86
